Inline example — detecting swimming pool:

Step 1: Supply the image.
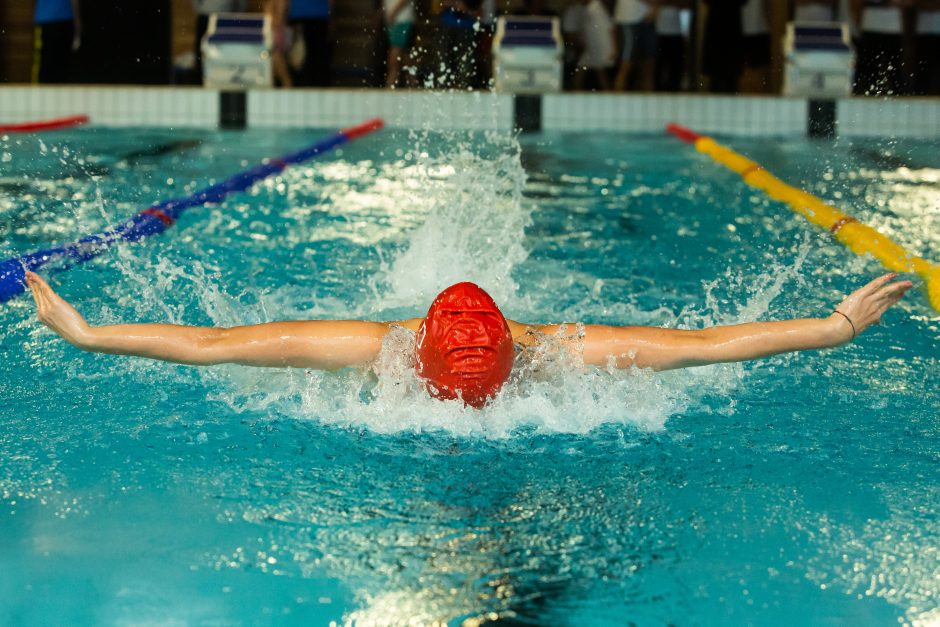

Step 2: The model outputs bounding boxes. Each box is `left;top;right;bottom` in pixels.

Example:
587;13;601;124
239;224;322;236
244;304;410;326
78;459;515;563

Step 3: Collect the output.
1;122;938;625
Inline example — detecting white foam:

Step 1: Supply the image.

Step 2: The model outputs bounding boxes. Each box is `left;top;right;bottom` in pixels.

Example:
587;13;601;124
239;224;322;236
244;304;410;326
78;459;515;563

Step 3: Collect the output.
378;130;531;308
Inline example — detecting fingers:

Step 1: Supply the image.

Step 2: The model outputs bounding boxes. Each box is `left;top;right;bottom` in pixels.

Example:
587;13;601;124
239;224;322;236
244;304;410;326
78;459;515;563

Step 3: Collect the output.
859;273;898;297
26;272;47;308
877;281;912;311
872;280;912;311
25;271;58;326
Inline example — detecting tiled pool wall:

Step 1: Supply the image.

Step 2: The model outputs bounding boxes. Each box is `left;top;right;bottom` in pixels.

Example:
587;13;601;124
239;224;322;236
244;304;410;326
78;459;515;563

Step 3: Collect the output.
0;86;938;138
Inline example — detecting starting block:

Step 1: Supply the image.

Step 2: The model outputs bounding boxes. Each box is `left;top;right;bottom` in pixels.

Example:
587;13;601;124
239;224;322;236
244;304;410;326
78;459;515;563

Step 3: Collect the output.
783;22;855;97
492;16;563;94
202;13;273;89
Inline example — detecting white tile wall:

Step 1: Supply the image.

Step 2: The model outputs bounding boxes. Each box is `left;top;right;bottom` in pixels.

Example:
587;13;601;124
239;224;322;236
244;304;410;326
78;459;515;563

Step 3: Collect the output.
0;86;218;128
542;94;808;137
1;87;938;137
837;98;940;138
248;89;514;131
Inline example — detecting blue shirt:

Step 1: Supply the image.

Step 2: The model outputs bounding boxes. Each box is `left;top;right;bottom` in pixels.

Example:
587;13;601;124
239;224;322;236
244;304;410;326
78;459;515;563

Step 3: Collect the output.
35;0;73;24
289;0;330;19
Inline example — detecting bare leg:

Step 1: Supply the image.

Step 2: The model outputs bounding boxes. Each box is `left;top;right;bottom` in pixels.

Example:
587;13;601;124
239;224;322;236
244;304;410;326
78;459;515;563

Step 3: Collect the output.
573;65;586;91
272;49;294;88
636;59;655;92
614;60;632;91
386;46;403;88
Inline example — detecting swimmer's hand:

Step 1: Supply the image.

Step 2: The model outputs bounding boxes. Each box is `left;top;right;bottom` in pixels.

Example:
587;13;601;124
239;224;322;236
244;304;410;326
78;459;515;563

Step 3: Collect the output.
829;273;913;342
26;271;92;348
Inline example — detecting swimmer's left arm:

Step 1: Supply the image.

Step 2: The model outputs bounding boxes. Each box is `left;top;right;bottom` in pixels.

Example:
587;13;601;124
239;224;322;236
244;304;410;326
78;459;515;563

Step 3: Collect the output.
568;274;912;370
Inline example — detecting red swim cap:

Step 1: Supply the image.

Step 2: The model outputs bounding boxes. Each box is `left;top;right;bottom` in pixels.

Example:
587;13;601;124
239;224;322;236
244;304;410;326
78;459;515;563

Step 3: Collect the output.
415;282;514;408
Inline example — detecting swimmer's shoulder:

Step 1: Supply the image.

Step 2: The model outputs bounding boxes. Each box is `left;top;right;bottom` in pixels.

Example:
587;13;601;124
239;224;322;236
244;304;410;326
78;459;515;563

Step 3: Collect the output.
507;320;583;346
388;318;423;332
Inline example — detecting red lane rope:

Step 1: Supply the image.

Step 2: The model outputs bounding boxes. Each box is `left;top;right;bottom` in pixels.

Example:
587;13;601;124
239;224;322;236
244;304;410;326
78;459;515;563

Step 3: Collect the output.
0;115;90;133
140;208;175;226
665;123;702;144
340;118;384;140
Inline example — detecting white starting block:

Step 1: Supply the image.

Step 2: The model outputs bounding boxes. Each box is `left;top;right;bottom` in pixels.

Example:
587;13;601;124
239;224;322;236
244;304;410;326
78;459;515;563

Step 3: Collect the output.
202;13;273;89
492;16;563;94
783;22;854;97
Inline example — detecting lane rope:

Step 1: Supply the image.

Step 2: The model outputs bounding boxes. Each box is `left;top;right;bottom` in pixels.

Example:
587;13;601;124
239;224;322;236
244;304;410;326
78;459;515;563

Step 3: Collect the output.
0;118;385;303
666;123;940;314
0;115;90;133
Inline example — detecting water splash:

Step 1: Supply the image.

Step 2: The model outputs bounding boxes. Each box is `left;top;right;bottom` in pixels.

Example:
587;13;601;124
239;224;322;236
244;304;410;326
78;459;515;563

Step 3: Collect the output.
377;130;531;308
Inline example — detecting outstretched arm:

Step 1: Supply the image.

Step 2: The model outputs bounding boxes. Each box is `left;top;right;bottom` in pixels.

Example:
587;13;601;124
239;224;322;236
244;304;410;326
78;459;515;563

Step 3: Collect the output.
527;274;911;371
26;272;398;369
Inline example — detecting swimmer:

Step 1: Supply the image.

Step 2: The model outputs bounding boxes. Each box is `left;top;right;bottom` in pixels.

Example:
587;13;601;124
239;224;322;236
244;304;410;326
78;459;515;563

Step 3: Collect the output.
24;271;912;408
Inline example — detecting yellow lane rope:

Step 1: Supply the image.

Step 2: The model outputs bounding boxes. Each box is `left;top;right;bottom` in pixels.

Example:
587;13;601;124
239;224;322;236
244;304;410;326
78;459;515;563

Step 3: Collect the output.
666;123;940;313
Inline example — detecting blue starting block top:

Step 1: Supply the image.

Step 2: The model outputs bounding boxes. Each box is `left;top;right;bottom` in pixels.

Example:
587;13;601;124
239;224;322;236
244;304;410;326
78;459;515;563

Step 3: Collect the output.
215;16;266;29
207;32;266;44
793;25;851;51
499;18;558;47
207;15;267;44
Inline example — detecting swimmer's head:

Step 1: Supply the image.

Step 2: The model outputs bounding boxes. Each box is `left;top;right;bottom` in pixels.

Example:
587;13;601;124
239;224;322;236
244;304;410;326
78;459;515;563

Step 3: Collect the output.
415;282;514;409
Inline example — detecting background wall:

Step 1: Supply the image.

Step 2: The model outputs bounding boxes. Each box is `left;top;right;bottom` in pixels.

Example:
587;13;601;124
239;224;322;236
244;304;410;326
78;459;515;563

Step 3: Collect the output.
0;1;34;83
2;0;794;91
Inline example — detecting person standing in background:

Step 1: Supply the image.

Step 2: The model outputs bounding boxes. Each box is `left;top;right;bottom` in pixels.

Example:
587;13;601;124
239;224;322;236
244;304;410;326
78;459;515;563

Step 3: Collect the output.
383;0;414;87
33;0;80;83
438;0;483;89
287;0;334;86
478;0;497;89
915;0;940;94
563;0;617;91
739;0;771;92
654;1;689;92
192;0;248;84
701;0;746;92
267;0;294;87
851;0;913;95
613;0;657;91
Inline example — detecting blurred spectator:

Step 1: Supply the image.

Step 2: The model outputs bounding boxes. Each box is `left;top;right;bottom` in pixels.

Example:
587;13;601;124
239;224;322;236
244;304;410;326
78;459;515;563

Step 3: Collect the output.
522;0;555;16
33;0;80;83
852;0;911;95
563;0;617;91
839;0;858;36
794;0;839;21
267;0;294;87
915;0;940;94
739;0;770;92
654;1;689;92
478;0;497;89
613;0;656;91
383;0;414;87
438;0;483;89
288;0;334;86
192;0;248;84
702;0;746;92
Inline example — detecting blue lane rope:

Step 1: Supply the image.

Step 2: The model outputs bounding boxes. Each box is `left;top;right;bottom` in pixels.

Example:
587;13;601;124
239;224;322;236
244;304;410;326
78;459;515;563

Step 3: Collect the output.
0;118;384;303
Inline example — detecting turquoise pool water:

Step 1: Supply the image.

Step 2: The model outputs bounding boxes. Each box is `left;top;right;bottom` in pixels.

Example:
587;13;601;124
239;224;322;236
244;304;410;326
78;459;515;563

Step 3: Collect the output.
1;123;938;625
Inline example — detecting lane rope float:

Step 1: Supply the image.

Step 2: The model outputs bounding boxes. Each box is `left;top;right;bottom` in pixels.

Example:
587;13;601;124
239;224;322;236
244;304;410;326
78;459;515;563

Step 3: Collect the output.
666;123;940;314
0;118;385;303
0;115;90;133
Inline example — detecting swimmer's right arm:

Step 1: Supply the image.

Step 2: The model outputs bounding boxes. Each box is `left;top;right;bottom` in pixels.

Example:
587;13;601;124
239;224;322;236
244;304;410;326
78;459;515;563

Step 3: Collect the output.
523;274;912;371
25;272;399;369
